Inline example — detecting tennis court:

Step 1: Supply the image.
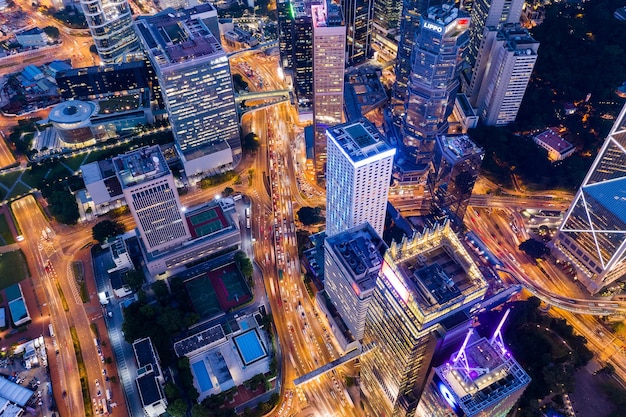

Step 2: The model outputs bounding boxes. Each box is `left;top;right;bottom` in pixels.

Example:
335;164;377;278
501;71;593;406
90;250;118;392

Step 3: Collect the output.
188;208;218;225
185;275;222;318
193;220;224;237
209;263;251;311
186;204;229;239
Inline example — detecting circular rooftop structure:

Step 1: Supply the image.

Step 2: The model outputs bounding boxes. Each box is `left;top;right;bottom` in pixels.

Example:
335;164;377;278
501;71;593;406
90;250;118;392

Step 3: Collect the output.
49;100;99;144
49;100;98;125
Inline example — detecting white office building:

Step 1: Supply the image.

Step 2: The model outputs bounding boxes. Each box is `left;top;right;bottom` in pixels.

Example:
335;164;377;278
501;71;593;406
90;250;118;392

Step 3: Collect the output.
469;23;539;126
325;118;395;238
113;146;191;254
324;223;386;342
136;7;241;176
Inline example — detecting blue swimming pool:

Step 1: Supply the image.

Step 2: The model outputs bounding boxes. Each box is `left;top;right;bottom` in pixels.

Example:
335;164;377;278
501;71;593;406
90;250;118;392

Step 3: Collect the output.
234;330;267;365
191;360;213;392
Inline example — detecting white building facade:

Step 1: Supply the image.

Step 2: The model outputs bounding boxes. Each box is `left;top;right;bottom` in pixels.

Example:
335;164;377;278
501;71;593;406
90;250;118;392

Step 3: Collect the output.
325;119;395;238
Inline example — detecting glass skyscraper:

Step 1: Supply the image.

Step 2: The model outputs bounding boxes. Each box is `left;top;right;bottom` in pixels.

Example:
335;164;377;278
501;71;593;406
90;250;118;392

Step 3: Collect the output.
136;8;241;176
556;104;626;293
402;5;470;165
342;0;372;64
81;0;140;64
360;221;488;417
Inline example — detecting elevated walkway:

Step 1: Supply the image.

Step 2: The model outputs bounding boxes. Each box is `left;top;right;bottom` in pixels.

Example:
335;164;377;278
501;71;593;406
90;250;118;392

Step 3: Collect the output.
293;348;361;386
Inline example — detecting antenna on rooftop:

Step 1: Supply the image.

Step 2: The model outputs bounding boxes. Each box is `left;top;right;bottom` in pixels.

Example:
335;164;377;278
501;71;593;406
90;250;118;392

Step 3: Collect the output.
490;308;511;353
452;328;473;372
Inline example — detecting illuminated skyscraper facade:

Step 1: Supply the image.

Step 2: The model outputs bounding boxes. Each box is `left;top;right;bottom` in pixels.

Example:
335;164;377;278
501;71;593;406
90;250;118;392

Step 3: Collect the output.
469;23;538;126
136;9;241;176
430;135;483;223
313;1;346;180
360;221;488;417
466;0;523;68
555;104;626;293
325;119;395;238
393;0;428;106
293;0;315;113
277;0;295;69
113;146;190;254
416;315;530;417
81;0;140;63
342;0;372;64
402;5;470;165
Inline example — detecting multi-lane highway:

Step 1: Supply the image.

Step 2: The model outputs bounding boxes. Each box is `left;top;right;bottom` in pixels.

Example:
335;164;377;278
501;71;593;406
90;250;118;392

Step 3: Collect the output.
12;196;121;417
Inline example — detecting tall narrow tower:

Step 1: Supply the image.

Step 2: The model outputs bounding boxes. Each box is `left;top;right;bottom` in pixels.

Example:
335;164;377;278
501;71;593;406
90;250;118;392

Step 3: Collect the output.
325;118;395;238
466;0;524;68
469;23;538;126
360;221;488;417
312;0;346;180
392;0;429;106
81;0;140;63
402;5;470;165
342;0;372;64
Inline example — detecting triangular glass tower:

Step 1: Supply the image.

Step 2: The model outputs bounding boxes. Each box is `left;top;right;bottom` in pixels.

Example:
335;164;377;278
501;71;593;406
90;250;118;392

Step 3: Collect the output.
556;104;626;293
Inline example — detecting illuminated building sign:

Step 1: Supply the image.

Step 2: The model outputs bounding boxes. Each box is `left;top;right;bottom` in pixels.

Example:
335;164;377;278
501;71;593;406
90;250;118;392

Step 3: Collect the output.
432;374;464;416
423;21;443;33
382;261;409;301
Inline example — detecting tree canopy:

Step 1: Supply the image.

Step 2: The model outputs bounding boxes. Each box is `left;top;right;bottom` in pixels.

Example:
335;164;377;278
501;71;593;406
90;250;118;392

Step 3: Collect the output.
234;251;253;279
43;26;60;40
122;269;145;293
92;220;124;244
296;206;323;225
242;132;260;152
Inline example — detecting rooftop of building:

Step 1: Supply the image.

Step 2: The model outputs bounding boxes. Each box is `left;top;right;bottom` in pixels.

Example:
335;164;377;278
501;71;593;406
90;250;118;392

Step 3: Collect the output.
48;100;98;124
437;337;531;415
136;8;223;68
136;372;163;406
0;376;33;407
534;128;574;154
57;60;145;79
133;337;160;377
455;93;476;117
312;1;343;28
438;134;483;160
112;146;170;188
498;23;539;52
16;26;45;36
325;223;386;291
328;118;395;163
385;221;487;314
174;324;226;357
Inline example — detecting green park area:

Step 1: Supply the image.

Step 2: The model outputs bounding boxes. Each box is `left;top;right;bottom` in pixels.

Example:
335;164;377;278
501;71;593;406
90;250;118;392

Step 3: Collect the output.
0;213;15;246
0;249;29;290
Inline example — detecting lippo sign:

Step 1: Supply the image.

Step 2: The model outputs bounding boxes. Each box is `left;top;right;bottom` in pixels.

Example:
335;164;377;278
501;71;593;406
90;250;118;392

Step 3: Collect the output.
422;21;443;33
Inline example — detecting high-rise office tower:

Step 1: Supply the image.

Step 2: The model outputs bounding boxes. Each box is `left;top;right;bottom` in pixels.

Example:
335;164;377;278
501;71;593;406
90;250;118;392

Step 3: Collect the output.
360;220;488;417
371;0;402;60
342;0;372;64
392;0;429;106
555;104;626;294
277;0;295;69
81;0;141;64
113;146;191;254
430;135;483;223
466;0;523;68
324;223;386;341
416;313;531;417
402;5;470;165
325;119;396;238
136;8;241;176
293;0;315;113
468;23;538;126
313;0;346;180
